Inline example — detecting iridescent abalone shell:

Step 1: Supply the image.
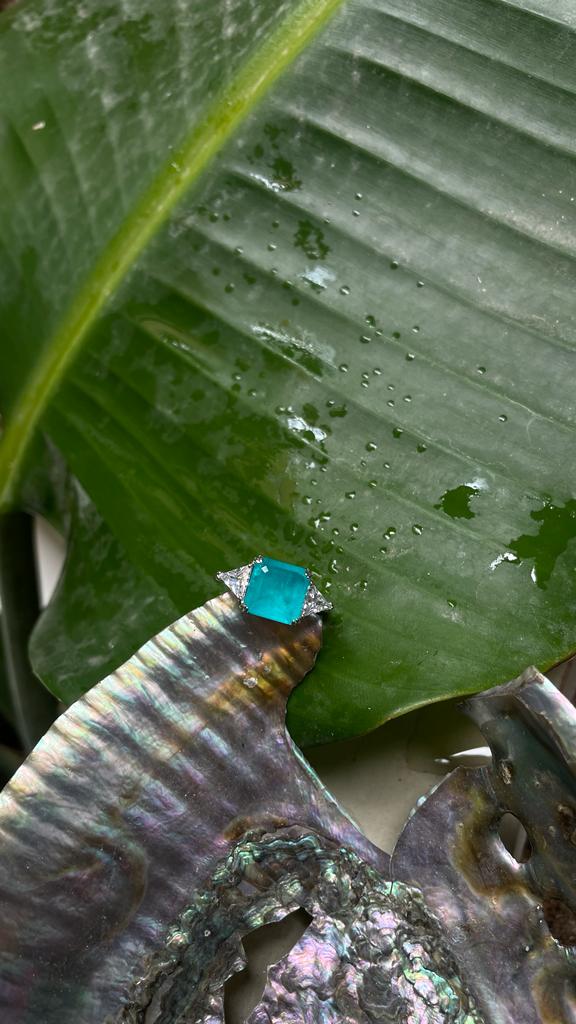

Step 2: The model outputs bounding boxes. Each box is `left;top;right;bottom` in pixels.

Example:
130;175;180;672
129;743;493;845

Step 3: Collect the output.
117;826;480;1024
0;595;574;1023
0;595;394;1022
393;668;576;1022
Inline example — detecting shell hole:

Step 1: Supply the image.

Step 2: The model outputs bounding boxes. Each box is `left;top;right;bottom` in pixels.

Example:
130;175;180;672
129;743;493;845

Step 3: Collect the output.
542;897;576;948
498;812;531;863
224;908;312;1023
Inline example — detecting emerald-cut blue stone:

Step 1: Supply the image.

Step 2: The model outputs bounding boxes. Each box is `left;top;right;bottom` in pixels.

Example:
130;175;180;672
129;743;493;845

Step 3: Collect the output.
244;557;310;624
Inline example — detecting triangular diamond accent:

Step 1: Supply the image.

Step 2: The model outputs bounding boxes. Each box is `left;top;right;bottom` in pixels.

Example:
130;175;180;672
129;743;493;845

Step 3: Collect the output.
216;562;253;601
302;582;333;617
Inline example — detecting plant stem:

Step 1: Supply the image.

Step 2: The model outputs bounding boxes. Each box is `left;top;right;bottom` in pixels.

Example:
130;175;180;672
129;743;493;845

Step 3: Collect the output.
0;511;57;751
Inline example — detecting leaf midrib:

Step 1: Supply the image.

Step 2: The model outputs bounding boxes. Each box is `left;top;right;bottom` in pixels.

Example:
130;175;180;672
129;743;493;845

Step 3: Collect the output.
0;0;345;511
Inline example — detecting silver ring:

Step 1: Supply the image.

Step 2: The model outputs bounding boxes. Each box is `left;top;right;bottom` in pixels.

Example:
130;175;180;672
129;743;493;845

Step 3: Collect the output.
216;555;332;625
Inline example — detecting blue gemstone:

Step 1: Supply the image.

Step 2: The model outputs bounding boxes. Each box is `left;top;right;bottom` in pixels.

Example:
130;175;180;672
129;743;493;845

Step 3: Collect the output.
244;557;310;624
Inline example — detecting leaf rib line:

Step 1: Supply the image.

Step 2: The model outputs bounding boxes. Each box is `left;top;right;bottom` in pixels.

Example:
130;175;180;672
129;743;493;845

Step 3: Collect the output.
483;0;576;33
360;0;576;99
149;221;576;440
50;392;234;568
0;0;345;510
280;95;576;276
64;371;303;558
114;318;508;548
227;161;576;357
127;281;550;520
329;37;576;160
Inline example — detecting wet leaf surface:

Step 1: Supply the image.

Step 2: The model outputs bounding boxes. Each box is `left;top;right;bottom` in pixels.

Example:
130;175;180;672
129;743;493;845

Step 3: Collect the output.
0;0;575;742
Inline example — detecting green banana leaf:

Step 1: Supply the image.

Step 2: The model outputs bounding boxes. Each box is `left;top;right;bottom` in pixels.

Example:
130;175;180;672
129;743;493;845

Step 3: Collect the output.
1;0;575;746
